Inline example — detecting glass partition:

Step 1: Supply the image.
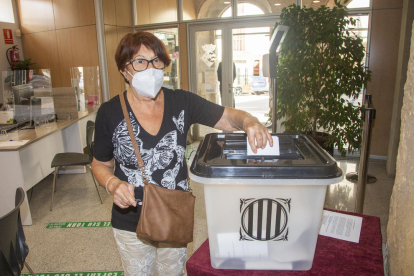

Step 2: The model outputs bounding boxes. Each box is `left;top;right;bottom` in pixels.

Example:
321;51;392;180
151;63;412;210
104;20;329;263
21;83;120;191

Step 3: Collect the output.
70;66;101;111
184;0;296;20
137;0;371;24
2;69;55;128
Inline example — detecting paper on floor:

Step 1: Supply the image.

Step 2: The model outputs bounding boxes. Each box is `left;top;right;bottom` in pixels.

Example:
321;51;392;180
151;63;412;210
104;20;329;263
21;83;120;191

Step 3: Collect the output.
247;135;280;156
319;210;362;243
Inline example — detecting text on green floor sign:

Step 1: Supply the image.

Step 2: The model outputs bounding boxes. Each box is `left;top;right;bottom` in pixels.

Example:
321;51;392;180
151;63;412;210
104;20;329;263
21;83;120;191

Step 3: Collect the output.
45;221;112;229
22;271;124;276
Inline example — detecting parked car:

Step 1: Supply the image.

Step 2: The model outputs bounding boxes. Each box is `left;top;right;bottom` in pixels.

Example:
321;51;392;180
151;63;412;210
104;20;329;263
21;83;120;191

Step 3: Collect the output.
251;76;269;95
233;86;243;96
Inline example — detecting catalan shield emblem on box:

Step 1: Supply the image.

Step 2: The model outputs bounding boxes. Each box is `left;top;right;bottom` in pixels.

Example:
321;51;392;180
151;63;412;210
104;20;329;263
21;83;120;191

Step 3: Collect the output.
240;198;290;241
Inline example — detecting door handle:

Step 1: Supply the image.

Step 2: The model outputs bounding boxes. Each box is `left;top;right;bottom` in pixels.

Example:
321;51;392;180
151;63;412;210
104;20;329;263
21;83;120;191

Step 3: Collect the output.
228;84;234;93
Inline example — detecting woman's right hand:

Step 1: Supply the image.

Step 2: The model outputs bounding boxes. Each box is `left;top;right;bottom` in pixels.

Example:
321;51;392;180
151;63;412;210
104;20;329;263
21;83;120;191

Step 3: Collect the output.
108;179;137;209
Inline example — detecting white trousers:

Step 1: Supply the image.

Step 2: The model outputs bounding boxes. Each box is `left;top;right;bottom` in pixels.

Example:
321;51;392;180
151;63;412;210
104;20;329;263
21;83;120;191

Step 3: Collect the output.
113;228;187;276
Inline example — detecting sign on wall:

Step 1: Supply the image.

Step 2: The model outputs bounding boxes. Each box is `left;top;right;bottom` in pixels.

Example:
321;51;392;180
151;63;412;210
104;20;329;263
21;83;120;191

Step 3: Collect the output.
253;60;260;76
3;29;13;44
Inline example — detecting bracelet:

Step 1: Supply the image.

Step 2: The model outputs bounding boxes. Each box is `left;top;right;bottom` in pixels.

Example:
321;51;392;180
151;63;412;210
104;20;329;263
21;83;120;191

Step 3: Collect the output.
105;176;118;195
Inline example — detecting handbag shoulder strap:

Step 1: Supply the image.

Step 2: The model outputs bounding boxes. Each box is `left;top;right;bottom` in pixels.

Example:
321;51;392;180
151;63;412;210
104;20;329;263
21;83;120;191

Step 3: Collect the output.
119;92;149;184
119;91;192;192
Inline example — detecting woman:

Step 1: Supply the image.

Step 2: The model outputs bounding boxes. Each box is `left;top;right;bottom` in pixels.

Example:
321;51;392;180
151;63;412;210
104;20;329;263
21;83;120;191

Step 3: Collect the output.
91;31;272;276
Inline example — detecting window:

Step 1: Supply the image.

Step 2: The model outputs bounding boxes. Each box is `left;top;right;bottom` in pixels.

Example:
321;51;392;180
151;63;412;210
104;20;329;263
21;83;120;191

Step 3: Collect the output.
302;0;370;9
0;0;15;23
233;32;245;51
346;0;370;8
183;0;295;20
141;0;371;24
235;0;295;16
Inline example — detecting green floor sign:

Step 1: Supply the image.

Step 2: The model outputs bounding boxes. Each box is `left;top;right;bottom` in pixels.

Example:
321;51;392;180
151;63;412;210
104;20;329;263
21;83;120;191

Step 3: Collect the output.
22;271;124;276
185;145;194;161
46;221;112;229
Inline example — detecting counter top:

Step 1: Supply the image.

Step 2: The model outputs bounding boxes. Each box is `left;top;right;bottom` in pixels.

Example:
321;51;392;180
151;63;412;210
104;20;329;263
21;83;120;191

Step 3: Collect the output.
0;106;99;151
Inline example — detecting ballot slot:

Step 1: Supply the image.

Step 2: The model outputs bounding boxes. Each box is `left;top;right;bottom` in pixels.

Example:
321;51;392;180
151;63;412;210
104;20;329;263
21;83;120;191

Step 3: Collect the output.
223;135;304;160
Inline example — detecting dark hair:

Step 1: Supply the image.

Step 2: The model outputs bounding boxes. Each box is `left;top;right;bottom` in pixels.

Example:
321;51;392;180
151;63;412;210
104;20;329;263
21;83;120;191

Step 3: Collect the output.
115;31;171;78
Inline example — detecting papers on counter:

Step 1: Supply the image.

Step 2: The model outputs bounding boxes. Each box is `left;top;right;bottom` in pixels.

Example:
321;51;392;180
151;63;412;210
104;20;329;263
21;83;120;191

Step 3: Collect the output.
319;210;363;243
0;111;14;124
247;135;280;156
0;140;29;147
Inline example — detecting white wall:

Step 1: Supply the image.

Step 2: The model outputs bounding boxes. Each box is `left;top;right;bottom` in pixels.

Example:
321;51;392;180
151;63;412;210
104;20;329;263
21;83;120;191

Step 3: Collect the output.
0;0;23;105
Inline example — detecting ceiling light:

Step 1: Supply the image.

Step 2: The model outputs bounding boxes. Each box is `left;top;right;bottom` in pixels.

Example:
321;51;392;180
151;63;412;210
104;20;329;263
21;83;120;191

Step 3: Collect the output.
275;3;281;5
313;0;320;2
224;1;230;3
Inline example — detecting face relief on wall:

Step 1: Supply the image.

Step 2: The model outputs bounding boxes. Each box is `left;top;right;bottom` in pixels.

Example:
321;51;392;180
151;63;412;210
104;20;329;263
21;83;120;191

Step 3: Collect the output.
201;44;217;68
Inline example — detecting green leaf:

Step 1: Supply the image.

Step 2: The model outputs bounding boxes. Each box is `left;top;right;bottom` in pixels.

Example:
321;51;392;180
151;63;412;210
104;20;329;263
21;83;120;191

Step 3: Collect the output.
269;2;371;155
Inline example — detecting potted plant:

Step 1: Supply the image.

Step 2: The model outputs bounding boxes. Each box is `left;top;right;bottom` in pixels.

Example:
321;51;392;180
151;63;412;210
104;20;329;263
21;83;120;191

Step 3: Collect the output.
9;58;36;85
272;1;371;156
11;58;36;71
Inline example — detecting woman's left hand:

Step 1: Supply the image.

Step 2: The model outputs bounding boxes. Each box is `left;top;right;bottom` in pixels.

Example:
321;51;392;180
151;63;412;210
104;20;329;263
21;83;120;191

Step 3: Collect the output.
243;116;273;154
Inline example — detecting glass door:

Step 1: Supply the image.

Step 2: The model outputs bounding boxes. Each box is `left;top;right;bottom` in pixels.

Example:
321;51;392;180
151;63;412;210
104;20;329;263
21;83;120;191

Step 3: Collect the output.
189;20;274;140
189;24;225;139
232;25;273;124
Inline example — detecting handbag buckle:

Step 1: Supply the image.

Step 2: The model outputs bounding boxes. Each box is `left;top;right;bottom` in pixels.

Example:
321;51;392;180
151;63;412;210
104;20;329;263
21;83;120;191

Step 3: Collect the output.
139;166;148;183
187;179;193;193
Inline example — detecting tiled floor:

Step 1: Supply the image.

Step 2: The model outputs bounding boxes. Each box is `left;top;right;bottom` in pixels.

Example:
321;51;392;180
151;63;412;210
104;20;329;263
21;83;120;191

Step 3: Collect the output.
21;149;394;275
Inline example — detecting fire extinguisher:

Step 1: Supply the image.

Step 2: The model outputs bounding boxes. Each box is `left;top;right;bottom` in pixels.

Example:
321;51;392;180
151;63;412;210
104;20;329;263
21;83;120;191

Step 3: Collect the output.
6;45;20;70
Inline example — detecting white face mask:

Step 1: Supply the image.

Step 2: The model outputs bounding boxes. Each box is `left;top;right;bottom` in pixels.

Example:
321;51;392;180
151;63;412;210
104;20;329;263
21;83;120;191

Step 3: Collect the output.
126;68;164;99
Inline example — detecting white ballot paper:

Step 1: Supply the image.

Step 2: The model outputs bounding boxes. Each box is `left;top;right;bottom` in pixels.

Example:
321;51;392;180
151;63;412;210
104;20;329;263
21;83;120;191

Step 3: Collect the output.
247;135;280;156
319;210;363;243
217;232;268;258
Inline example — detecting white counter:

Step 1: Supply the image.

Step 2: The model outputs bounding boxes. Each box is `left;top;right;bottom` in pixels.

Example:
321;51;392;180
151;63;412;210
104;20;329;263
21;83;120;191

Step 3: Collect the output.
0;107;98;225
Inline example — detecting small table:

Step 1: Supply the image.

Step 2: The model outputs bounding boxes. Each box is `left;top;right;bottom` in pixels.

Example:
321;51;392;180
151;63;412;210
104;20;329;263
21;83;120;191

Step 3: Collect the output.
186;210;384;275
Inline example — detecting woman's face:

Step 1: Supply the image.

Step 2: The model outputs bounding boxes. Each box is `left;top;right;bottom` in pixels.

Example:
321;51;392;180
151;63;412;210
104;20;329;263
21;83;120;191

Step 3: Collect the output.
123;45;158;82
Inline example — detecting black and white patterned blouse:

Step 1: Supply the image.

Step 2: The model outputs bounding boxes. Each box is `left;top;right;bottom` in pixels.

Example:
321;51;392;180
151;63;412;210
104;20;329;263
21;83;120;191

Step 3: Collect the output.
94;88;224;232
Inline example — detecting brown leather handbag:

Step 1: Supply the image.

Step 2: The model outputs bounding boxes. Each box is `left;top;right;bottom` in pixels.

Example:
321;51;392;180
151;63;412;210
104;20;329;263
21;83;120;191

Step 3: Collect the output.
120;93;195;244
